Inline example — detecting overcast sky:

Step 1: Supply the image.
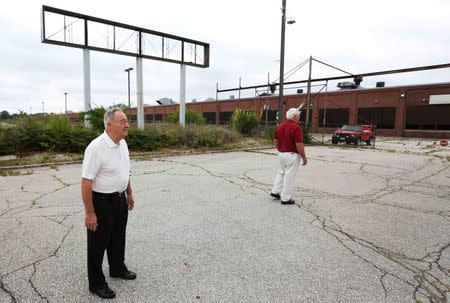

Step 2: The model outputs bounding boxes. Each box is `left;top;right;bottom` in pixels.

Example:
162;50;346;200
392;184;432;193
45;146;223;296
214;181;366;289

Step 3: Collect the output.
1;0;449;114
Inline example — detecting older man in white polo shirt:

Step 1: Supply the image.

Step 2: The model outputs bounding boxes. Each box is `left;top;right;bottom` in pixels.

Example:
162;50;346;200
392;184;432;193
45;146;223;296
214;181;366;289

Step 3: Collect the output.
81;107;136;299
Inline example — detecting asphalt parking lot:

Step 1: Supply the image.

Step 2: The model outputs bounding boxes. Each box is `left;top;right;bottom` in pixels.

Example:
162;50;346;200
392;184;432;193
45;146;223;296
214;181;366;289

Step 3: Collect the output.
0;139;449;302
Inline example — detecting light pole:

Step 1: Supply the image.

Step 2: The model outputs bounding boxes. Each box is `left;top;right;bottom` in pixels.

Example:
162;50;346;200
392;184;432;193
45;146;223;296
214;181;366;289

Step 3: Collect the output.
277;0;295;123
124;67;133;113
64;92;68;114
42;101;44;114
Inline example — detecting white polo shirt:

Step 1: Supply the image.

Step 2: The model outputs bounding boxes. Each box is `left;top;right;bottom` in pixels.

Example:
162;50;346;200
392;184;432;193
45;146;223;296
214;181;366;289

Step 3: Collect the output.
82;131;130;193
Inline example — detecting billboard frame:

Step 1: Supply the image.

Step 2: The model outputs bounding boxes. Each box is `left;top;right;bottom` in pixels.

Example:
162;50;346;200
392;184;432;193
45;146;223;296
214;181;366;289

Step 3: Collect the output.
41;5;210;68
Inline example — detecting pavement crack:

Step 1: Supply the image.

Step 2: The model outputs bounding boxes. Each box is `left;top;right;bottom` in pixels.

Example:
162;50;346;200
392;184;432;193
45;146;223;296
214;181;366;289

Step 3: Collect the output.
52;175;70;187
29;263;49;303
158;159;249;192
0;280;16;303
1;224;74;302
294;203;449;302
0;218;22;240
380;272;388;297
131;166;175;176
31;181;74;206
2;224;74;278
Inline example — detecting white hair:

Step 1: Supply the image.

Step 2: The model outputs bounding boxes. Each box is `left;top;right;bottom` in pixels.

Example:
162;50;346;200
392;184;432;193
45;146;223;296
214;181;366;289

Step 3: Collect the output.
286;108;300;120
104;107;123;128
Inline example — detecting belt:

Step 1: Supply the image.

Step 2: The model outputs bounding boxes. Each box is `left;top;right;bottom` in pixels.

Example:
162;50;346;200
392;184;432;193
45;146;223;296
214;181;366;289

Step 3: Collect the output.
93;191;126;199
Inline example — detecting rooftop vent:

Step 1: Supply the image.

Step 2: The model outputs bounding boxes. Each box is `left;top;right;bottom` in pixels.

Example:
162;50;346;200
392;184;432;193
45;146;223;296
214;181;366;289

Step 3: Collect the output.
376;81;385;88
353;75;363;86
229;95;235;100
258;92;271;97
337;82;358;89
297;89;304;94
156;97;176;105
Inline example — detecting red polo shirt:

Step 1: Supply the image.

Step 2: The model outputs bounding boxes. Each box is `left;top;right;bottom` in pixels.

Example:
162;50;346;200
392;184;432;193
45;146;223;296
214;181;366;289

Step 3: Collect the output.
275;120;303;153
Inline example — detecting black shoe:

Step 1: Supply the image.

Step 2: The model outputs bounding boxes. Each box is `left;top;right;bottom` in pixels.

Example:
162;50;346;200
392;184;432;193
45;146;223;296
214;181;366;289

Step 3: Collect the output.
90;286;116;299
110;270;137;280
281;199;295;205
270;193;281;200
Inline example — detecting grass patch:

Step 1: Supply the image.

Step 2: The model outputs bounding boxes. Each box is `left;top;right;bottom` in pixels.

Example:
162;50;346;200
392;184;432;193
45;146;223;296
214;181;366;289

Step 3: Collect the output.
0;152;83;167
49;164;59;170
0;169;22;177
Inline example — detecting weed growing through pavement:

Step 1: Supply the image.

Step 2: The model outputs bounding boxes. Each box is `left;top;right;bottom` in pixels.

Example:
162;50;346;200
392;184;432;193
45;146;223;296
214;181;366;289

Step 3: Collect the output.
0;170;21;177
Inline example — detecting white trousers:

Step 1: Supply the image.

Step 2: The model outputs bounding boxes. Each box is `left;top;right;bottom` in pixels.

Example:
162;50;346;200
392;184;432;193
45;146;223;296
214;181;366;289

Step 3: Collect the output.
271;152;300;202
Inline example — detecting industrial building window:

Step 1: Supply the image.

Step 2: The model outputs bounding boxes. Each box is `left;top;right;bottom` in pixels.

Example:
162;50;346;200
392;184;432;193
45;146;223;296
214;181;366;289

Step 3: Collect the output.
219;112;233;124
145;114;153;122
261;110;277;122
357;107;395;129
128;115;136;123
154;114;163;122
406;105;450;130
299;109;312;123
203;112;216;124
318;108;349;128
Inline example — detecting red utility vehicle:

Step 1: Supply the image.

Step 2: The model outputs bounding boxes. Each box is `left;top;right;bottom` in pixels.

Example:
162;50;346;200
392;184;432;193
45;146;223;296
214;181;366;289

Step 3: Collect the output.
331;124;376;146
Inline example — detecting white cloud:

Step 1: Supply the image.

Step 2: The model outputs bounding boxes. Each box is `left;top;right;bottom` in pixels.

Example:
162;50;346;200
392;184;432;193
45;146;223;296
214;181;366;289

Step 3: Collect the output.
0;0;449;113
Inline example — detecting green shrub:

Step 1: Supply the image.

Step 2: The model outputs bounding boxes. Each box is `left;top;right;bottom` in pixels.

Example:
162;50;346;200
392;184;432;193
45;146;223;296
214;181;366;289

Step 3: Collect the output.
0;115;100;155
80;107;106;132
159;124;183;147
264;125;276;142
44;115;73;151
126;127;161;151
188;125;239;148
15;116;47;152
0;127;17;155
126;124;238;150
231;109;259;135
165;110;206;125
0;117;239;155
68;127;99;152
300;123;311;144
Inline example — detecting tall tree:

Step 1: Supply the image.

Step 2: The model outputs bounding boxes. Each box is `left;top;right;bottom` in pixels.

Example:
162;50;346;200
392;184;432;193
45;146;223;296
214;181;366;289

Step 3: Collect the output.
0;110;10;120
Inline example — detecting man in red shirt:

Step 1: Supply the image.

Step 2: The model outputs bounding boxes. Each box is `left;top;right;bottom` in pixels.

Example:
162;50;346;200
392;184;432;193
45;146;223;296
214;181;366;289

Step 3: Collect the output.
270;108;308;204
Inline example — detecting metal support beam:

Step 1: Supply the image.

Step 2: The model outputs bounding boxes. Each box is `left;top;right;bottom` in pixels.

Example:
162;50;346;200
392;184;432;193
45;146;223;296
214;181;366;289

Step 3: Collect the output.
124;67;133;114
136;57;144;129
64;92;68;114
179;64;186;127
83;49;91;127
305;56;312;125
217;62;450;94
277;0;287;123
238;77;241;99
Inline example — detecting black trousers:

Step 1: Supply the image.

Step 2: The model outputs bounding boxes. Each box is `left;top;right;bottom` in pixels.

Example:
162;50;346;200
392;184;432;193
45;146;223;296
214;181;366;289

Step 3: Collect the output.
87;191;128;291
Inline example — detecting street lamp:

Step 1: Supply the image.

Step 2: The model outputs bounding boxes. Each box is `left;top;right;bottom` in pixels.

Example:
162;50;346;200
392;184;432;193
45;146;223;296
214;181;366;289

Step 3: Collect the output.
277;0;295;123
124;67;133;111
64;92;68;114
42;101;44;114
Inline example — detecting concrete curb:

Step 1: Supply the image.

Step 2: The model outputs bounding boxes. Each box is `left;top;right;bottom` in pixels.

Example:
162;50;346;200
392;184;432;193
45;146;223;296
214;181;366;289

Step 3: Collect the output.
0;146;275;171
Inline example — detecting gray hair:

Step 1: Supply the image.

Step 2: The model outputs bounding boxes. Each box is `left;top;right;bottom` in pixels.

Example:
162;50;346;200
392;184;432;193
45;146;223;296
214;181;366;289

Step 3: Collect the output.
104;107;124;128
286;108;300;120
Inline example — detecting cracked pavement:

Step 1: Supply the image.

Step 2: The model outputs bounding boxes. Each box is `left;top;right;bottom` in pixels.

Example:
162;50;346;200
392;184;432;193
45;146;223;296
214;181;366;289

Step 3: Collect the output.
0;144;449;302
